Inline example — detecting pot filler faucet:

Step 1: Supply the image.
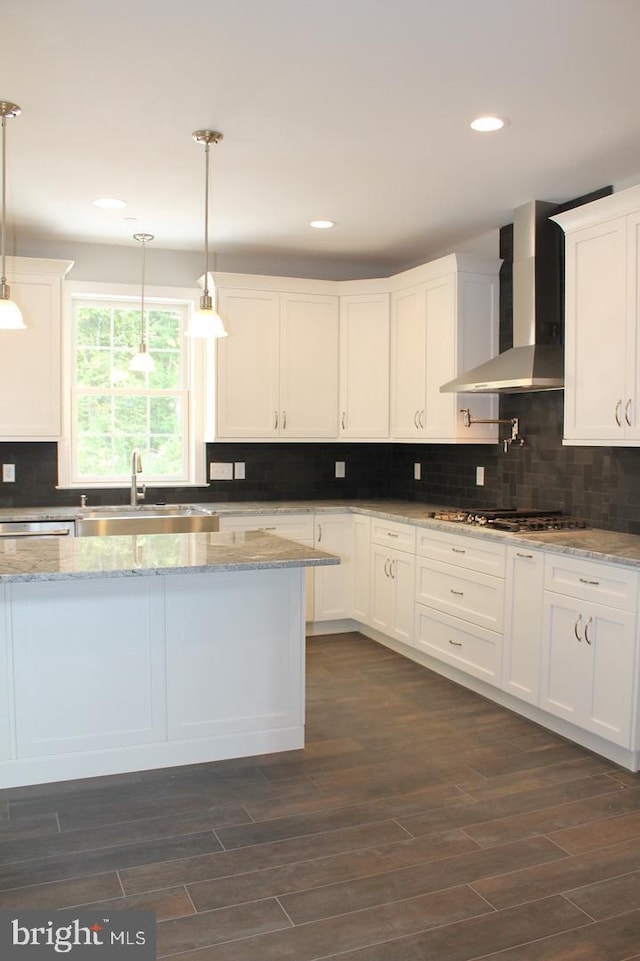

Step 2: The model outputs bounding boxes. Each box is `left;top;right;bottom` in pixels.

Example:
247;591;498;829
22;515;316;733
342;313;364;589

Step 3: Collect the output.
130;448;146;506
460;408;525;453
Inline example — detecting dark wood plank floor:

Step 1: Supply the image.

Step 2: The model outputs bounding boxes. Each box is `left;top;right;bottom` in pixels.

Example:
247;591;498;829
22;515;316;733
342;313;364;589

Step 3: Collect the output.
2;631;640;960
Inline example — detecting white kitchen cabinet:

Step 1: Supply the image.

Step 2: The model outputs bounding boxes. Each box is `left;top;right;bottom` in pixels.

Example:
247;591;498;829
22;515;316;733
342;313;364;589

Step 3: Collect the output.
541;591;636;748
390;256;500;443
339;293;390;438
313;513;353;621
369;519;416;644
352;513;371;624
503;545;544;705
0;257;73;439
216;285;338;439
552;185;640;445
414;527;505;688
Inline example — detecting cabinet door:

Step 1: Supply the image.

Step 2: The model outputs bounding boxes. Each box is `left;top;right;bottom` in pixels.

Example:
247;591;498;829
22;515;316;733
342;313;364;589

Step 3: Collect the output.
390;285;426;438
625;210;640;439
280;293;338;437
423;275;457;439
0;271;64;438
369;544;395;635
541;593;636;747
339;293;390;438
563;217;627;442
216;288;280;438
503;547;544;705
390;549;416;645
313;514;353;621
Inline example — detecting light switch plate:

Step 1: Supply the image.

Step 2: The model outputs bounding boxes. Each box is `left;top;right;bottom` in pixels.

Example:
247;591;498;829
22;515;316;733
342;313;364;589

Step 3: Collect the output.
414;462;421;480
210;462;233;481
476;466;485;486
2;464;15;483
335;461;346;478
234;462;245;479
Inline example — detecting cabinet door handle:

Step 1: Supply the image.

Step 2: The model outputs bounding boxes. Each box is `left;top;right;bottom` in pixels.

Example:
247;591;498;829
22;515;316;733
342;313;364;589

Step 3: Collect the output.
615;400;622;427
384;558;390;577
450;588;464;596
317;523;322;543
584;616;593;645
448;639;463;647
274;411;279;430
579;577;599;586
419;409;425;429
414;410;420;429
341;411;346;430
626;399;633;427
390;559;396;579
451;547;466;554
282;411;287;430
516;552;533;559
574;613;583;642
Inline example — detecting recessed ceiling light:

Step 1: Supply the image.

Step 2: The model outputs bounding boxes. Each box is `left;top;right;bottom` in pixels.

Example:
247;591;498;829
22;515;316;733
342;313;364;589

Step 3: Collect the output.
310;220;335;229
470;115;508;132
93;197;127;209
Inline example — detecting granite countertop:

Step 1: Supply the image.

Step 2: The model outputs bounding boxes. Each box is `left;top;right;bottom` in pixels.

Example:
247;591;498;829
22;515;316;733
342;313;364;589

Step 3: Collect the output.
1;499;640;569
0;530;339;583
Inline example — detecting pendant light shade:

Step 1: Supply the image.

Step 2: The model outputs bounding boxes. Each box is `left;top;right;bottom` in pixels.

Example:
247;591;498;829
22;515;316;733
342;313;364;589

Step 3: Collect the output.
0;102;25;331
129;233;155;372
186;129;227;339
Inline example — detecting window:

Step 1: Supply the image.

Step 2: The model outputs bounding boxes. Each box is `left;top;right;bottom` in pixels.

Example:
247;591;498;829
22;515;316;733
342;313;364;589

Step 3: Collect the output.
59;283;207;488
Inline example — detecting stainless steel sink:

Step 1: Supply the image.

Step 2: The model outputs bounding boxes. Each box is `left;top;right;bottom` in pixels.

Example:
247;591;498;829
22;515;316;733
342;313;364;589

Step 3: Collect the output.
75;506;219;536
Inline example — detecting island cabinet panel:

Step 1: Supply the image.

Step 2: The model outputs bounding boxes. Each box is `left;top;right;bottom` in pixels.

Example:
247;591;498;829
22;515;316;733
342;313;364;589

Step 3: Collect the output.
164;569;304;743
11;577;166;757
503;546;544;706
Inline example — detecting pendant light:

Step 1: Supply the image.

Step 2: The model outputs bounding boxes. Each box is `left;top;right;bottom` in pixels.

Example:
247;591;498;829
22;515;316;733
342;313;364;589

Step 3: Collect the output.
129;233;155;372
0;102;25;330
186;129;227;338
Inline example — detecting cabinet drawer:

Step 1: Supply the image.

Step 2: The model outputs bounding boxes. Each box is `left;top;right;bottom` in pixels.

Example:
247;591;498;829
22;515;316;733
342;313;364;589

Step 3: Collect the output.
414;604;501;687
218;513;315;544
370;518;416;553
544;554;638;612
416;527;505;576
415;558;504;632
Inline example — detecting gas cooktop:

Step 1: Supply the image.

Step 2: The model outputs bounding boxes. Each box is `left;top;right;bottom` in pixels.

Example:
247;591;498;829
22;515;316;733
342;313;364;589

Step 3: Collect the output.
432;508;588;534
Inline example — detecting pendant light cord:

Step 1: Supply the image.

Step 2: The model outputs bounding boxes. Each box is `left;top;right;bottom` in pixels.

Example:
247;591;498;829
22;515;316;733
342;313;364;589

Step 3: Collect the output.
140;237;146;341
203;138;210;299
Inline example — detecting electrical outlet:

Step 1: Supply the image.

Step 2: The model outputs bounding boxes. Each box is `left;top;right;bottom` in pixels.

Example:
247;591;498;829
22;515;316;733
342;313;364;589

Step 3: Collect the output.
414;462;421;480
234;462;245;480
209;462;233;481
2;464;15;483
335;461;345;478
476;466;485;486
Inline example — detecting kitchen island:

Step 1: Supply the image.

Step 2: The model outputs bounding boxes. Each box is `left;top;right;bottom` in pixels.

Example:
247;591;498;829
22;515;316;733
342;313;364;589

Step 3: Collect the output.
0;530;339;788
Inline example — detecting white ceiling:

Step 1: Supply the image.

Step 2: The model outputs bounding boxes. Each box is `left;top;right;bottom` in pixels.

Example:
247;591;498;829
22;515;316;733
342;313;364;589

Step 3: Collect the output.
4;0;640;276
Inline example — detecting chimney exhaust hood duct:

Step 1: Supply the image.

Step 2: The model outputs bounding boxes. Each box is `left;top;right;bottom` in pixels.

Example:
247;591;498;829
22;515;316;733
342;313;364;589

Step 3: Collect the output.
440;200;564;394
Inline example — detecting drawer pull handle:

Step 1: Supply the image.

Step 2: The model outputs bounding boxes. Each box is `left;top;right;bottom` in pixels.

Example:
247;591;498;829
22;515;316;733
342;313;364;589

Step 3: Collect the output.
516;552;533;559
260;526;277;531
579;577;600;586
448;639;463;647
584;616;593;645
450;589;464;596
387;532;399;538
452;547;466;554
574;614;583;642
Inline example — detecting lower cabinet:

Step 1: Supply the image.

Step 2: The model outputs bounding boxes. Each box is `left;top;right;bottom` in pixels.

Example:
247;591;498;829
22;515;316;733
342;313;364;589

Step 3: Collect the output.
541;592;636;748
352;513;371;624
370;543;415;644
313;514;353;621
414;604;502;686
502;546;544;705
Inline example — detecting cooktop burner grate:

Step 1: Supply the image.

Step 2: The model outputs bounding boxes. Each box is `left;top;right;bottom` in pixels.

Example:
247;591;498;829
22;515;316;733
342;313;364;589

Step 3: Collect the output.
433;508;587;533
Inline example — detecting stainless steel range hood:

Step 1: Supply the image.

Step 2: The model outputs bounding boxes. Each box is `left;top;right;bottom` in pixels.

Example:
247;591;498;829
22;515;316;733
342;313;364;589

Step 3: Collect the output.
440;200;564;394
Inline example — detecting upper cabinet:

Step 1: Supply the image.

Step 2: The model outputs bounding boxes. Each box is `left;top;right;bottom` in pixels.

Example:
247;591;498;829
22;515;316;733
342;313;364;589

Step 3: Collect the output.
339;292;390;439
214;255;500;444
553;185;640;445
390;256;500;442
0;257;73;440
216;281;339;439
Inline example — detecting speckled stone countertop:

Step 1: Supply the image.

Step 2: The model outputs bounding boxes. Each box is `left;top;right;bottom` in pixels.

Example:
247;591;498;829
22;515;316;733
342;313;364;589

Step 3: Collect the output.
0;499;639;569
0;530;339;583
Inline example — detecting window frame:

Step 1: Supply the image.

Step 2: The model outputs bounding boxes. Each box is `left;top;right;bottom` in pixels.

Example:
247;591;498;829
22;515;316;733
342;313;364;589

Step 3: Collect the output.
58;280;208;490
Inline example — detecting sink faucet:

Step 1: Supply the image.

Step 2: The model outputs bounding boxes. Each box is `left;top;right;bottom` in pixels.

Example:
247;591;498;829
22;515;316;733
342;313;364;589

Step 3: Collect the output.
130;448;146;506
